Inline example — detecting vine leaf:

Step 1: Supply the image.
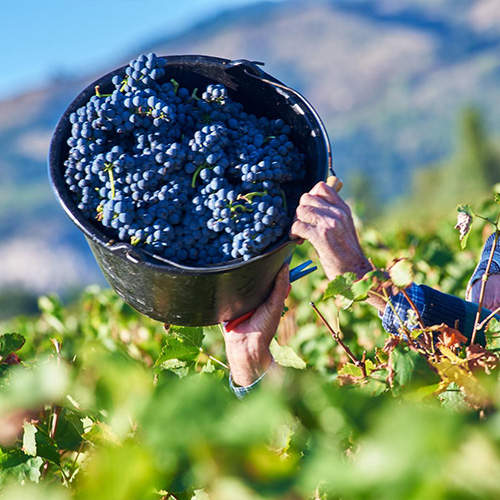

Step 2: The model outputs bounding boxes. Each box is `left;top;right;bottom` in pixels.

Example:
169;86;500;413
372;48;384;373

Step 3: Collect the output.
323;271;376;308
22;423;37;457
82;421;121;447
388;259;413;289
270;339;306;369
0;333;25;360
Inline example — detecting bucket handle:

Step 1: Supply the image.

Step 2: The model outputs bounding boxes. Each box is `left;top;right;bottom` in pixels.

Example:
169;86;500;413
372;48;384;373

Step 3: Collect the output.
237;63;335;179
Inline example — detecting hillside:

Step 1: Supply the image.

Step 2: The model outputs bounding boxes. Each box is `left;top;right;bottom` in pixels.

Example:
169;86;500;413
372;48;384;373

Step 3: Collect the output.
1;0;499;296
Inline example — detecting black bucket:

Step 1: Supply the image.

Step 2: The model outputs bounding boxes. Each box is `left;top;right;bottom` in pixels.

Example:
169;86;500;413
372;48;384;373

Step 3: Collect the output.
48;55;333;326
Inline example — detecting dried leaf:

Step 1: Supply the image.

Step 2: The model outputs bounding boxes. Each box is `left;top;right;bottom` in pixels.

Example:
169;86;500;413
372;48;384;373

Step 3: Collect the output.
466;344;499;374
382;335;400;354
336;374;363;386
431;356;490;408
455;204;475;248
430;324;468;348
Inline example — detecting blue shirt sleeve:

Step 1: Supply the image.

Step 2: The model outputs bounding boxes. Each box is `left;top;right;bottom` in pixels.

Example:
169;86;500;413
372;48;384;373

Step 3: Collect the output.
381;283;425;335
229;369;270;400
467;233;500;296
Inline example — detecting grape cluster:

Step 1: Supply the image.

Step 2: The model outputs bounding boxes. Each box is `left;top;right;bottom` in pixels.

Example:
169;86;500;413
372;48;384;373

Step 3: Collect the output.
64;53;305;265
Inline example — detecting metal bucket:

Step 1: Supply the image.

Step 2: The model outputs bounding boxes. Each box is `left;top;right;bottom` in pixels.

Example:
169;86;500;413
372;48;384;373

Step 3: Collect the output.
48;55;333;326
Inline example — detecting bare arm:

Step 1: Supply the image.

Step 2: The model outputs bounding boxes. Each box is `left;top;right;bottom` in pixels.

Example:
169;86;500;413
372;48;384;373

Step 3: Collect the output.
290;181;388;313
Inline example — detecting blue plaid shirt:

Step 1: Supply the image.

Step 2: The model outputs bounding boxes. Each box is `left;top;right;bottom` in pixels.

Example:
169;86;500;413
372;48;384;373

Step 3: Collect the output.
380;283;426;334
229;370;270;400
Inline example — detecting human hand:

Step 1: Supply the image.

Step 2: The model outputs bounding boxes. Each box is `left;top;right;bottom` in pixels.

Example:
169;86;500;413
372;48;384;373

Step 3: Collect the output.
290;181;371;282
222;265;290;387
469;274;500;312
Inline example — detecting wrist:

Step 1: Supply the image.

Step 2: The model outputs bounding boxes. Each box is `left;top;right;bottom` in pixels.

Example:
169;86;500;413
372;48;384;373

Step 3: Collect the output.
227;346;273;387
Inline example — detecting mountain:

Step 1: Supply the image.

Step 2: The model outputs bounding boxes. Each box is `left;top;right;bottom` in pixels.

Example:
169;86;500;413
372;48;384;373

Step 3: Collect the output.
1;0;499;298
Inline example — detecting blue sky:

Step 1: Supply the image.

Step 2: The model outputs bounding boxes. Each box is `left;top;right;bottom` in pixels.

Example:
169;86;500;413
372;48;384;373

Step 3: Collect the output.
0;0;278;101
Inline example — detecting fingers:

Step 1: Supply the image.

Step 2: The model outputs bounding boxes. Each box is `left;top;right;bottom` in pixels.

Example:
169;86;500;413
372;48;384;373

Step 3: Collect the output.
310;181;345;204
290;219;316;240
291;182;349;229
263;264;290;314
295;204;344;226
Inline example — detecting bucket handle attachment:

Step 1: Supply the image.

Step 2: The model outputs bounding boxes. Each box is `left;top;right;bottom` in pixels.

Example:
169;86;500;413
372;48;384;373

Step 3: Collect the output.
240;65;335;179
226;59;266;78
106;242;147;264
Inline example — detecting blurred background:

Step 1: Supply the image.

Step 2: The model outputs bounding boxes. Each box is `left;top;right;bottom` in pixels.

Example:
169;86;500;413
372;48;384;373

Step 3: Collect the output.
1;0;500;318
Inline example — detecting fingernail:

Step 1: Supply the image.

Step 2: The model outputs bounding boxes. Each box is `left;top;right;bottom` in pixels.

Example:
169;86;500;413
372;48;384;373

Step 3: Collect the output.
286;284;292;298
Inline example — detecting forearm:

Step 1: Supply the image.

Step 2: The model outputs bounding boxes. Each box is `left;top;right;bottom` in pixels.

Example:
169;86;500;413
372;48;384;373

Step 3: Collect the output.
225;338;273;387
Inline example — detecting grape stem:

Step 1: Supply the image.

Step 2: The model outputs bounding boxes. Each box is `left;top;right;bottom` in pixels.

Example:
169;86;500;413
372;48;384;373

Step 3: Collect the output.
104;163;116;199
238;191;267;203
310;301;367;377
94;85;112;98
190;88;200;101
191;162;209;188
170;79;179;96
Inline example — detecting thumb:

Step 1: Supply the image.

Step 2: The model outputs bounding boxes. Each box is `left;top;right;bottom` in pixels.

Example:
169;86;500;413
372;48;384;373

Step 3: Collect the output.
265;264;290;314
252;264;290;330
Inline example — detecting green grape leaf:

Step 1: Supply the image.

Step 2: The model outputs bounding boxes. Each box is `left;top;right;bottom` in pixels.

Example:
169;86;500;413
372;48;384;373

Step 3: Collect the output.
22;423;37;457
34;429;61;466
391;345;439;391
338;360;376;377
82;421;120;447
338;363;363;377
154;336;201;368
0;333;25;359
54;409;84;451
323;272;375;308
388;259;414;289
323;272;357;301
270;339;306;369
0;451;43;487
170;326;204;348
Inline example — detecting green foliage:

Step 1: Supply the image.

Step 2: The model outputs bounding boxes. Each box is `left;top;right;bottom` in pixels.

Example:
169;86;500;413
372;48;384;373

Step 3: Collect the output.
0;333;24;359
2;194;500;499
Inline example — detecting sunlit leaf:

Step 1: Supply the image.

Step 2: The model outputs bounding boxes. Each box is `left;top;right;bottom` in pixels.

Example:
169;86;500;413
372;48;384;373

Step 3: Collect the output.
388;259;413;289
323;272;357;301
21;423;37;457
191;488;211;500
169;325;204;348
82;421;121;447
154;336;200;368
323;272;376;308
0;333;25;359
270;339;306;369
338;362;363;377
0;451;43;486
